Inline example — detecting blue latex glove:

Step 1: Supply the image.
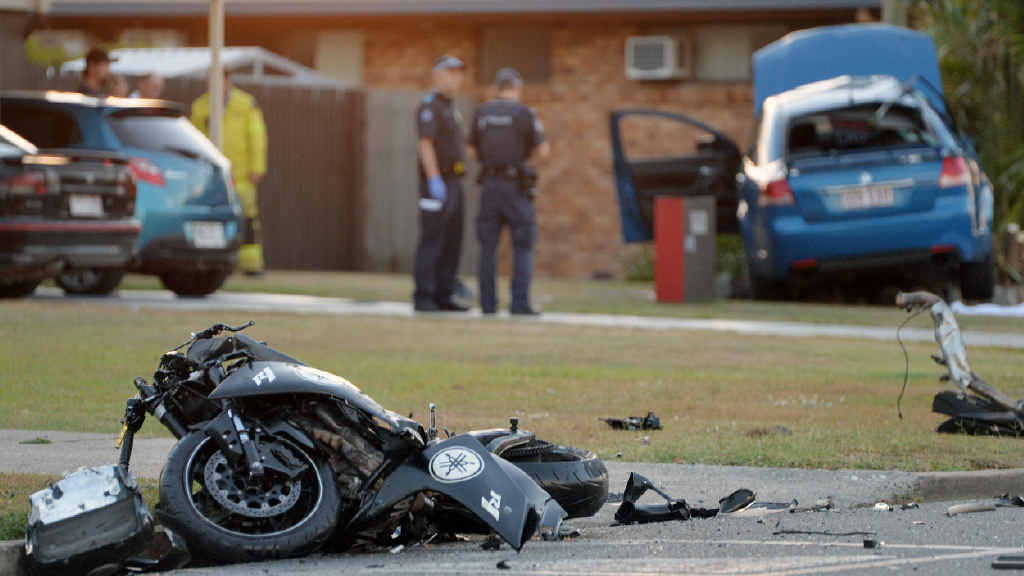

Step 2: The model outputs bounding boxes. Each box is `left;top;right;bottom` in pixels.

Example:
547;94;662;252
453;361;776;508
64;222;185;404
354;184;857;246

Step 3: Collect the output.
428;176;447;203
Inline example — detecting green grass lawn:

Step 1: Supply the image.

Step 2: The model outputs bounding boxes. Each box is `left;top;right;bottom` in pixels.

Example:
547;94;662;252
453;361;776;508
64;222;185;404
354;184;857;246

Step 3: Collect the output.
117;271;1024;335
3;299;1024;472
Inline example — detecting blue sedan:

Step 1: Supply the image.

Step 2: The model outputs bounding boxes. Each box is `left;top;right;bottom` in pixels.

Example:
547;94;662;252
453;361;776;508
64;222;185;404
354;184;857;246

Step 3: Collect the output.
0;92;243;296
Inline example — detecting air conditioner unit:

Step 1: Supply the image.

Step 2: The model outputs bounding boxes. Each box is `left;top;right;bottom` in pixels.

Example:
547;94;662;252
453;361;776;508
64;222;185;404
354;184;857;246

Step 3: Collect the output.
626;35;690;81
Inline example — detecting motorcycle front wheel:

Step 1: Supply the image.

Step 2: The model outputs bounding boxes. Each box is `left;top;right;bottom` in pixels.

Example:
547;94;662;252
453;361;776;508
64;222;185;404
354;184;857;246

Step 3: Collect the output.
157;431;340;564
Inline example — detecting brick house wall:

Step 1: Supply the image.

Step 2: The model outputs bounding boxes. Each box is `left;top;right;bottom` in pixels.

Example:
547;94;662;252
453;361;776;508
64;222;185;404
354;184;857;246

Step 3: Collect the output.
358;20;760;278
40;6;871;277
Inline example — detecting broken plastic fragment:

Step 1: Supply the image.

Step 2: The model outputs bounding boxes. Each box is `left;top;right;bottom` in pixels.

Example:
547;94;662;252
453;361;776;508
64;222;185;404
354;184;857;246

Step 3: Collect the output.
601;411;662;431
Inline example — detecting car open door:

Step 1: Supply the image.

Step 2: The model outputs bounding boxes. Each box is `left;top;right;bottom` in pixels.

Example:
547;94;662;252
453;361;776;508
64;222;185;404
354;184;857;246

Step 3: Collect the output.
610;109;740;242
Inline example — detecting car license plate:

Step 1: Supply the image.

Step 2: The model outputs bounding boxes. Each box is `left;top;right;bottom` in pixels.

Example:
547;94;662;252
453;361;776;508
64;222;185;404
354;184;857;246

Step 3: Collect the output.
839;185;895;211
188;221;226;249
68;195;105;218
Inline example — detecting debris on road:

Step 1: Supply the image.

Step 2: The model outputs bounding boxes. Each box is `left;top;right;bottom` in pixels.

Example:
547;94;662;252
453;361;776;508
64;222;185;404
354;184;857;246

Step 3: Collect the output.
613;472;718;525
719;488;756;513
497;559;511;570
790;497;834;513
996;494;1024;508
947;502;997;517
724;500;796;517
481;534;503;551
992;555;1024;570
601;411;662;431
771;529;876;537
25;465;154;576
896;291;1024;435
863;539;882;549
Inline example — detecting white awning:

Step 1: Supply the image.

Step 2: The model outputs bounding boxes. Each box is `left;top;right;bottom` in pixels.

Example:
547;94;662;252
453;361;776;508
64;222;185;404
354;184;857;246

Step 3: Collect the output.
60;46;343;87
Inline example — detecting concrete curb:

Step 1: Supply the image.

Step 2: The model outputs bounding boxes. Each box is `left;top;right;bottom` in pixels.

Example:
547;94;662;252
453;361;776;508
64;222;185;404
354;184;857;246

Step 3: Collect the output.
914;468;1024;502
0;539;24;576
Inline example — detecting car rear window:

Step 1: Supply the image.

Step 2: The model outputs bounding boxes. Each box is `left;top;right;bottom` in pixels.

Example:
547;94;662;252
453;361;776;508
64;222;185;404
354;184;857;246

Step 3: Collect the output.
107;109;225;165
786;104;938;159
0;103;82;149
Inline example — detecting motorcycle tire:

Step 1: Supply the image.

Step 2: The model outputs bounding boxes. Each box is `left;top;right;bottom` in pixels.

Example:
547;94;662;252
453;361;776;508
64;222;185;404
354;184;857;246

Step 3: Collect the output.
503;441;609;519
157;431;341;564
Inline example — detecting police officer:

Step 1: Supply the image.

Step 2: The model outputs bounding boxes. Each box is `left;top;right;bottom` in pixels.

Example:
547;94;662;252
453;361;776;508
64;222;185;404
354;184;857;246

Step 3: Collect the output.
468;68;550;315
413;55;470;312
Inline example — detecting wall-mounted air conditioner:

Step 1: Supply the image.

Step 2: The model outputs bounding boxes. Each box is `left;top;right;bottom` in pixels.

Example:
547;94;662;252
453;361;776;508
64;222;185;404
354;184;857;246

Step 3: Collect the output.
626;35;691;81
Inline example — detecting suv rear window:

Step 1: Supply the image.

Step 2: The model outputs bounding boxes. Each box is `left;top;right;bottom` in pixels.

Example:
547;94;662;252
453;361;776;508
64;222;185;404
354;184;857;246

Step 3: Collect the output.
0;103;82;149
107;109;226;165
786;104;937;159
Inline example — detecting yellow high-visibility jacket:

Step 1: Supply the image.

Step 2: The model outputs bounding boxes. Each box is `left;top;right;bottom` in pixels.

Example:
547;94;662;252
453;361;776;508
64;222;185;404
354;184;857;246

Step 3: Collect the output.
190;87;267;193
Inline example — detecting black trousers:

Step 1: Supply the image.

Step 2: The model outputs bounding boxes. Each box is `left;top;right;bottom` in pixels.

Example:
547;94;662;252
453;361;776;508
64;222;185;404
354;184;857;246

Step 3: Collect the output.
413;177;464;306
476;178;536;313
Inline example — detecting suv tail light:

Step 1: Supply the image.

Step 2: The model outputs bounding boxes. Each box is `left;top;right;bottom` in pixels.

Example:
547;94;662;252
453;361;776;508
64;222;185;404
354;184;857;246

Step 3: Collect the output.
758;178;795;206
129;157;166;187
4;172;48;196
939;156;970;189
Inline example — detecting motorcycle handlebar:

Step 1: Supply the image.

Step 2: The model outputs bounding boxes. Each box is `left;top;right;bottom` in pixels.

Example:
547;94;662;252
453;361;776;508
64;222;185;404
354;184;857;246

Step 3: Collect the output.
176;320;255;351
895;291;941;310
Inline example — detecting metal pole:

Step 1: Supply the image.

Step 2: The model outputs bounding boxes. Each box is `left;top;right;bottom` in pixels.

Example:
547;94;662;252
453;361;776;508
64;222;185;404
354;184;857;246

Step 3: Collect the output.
208;0;224;149
882;0;908;27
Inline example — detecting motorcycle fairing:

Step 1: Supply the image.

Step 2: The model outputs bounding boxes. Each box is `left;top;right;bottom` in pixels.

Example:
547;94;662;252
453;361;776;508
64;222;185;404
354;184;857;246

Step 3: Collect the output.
347;435;566;549
188;334;305;366
209;361;422;435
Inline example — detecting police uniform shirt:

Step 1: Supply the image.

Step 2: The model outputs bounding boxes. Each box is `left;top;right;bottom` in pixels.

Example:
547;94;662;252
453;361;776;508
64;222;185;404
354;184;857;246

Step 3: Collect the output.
468;99;545;168
417;92;464;184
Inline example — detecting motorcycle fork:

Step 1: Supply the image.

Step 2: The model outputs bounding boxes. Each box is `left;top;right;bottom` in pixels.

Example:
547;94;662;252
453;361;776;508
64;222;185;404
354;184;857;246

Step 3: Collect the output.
202;404;266;477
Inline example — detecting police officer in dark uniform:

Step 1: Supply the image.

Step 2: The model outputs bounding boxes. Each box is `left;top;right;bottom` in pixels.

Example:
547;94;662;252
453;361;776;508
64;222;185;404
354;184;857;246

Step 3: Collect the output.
468;68;550;315
413;55;469;312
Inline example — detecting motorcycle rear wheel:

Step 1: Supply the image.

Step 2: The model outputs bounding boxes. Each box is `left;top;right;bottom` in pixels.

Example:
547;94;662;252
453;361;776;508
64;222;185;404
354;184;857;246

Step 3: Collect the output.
157;431;340;564
502;442;609;519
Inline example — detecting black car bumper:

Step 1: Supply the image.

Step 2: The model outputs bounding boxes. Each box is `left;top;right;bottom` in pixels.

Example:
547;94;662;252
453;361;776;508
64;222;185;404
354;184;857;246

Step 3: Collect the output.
132;235;239;275
0;218;140;281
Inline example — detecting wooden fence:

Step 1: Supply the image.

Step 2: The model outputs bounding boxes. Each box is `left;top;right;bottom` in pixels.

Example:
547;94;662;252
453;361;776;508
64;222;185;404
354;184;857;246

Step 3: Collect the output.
4;64;485;274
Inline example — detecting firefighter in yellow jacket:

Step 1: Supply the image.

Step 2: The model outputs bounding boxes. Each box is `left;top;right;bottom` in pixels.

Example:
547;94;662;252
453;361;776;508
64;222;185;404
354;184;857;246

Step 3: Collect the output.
190;70;268;275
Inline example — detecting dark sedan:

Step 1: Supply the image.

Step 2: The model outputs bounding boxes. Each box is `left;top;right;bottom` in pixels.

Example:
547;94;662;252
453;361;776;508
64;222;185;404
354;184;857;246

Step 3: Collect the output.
0;124;140;298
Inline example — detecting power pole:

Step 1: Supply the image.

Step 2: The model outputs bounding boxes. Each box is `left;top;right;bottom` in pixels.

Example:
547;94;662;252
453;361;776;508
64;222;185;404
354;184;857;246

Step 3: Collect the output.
208;0;224;149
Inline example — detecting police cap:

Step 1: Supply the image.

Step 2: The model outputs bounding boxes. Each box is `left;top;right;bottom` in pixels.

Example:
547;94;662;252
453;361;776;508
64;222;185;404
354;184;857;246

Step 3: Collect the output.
494;67;522;87
434;55;466;71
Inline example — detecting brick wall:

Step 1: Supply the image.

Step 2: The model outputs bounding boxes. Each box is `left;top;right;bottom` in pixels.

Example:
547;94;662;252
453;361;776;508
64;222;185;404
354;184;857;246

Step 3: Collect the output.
358;19;755;278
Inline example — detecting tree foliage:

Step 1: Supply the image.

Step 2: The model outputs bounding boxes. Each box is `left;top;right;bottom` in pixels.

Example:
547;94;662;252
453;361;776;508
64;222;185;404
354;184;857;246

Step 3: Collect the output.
916;0;1024;228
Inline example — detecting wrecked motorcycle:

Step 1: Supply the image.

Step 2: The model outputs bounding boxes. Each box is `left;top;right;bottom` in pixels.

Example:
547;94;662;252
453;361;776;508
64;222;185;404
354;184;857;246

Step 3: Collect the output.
896;291;1024;435
115;321;607;564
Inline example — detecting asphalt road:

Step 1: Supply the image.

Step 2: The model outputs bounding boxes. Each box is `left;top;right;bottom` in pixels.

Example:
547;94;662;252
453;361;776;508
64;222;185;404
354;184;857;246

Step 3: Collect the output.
30;288;1024;349
7;430;1021;575
171;500;1022;576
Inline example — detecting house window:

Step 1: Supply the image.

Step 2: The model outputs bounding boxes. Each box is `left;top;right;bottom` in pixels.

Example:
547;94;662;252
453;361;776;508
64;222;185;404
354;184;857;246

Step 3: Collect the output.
315;31;364;86
479;26;552;85
694;24;787;82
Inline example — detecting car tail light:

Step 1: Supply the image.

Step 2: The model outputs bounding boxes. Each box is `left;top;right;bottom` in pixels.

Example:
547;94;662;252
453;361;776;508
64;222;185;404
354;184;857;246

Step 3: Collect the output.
122;172;137;201
939;156;970;189
4;172;48;196
129;157;165;187
758;178;795;206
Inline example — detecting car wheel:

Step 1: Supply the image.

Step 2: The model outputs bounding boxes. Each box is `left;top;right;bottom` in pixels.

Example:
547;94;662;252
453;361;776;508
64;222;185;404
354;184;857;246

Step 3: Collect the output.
0;279;41;299
160;269;229;297
960;253;995;301
56;268;125;296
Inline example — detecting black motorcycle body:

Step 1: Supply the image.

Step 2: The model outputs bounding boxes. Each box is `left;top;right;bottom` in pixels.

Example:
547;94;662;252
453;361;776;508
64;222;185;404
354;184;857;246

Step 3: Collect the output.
118;322;603;564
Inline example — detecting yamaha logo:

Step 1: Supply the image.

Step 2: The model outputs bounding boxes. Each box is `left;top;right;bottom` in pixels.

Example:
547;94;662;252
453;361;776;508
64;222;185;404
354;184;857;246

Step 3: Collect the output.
429;446;484;483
